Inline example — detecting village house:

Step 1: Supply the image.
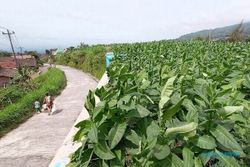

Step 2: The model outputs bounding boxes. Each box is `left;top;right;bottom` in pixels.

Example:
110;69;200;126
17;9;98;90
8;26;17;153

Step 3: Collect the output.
0;57;16;87
14;55;37;67
0;55;37;87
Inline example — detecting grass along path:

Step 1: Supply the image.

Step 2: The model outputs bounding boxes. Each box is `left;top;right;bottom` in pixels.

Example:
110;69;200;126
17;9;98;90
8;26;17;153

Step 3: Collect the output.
0;67;66;137
0;65;98;167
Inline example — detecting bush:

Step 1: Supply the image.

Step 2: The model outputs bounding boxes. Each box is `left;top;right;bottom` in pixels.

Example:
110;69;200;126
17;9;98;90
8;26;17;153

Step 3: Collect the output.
55;45;106;79
0;68;66;137
0;85;27;110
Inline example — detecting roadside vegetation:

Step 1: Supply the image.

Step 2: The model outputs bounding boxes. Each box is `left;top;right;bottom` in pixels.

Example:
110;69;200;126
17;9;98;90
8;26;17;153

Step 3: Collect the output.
0;51;11;57
55;45;107;79
0;68;66;137
69;41;250;166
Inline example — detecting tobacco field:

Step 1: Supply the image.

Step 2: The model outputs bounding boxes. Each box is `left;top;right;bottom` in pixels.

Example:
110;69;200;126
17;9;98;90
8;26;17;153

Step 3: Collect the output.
70;41;250;166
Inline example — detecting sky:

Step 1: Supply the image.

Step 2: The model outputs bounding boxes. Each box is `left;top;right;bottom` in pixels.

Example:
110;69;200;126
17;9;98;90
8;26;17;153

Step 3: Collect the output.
0;0;250;52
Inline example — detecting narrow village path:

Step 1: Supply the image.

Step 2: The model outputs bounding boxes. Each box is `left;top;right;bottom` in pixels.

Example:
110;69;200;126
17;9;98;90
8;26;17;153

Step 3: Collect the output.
0;65;98;167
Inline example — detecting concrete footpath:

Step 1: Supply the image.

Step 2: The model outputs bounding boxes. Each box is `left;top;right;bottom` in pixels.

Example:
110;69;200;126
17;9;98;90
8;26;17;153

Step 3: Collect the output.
49;72;108;167
0;65;98;167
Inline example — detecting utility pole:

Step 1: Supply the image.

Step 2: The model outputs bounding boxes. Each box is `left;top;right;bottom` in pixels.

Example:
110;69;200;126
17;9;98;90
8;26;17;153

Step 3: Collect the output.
19;47;24;59
2;29;18;67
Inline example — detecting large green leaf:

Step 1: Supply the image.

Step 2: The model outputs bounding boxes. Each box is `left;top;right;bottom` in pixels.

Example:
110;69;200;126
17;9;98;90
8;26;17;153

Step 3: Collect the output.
183;147;194;167
162;95;186;122
84;90;95;113
199;153;210;166
165;122;198;137
221;79;245;90
154;153;184;167
229;114;247;123
183;99;198;123
215;150;241;167
117;95;132;107
193;84;209;105
171;153;184;167
244;74;250;89
195;135;216;150
108;99;118;108
108;122;127;149
222;106;244;116
118;73;134;82
102;160;109;167
140;79;151;90
125;129;140;146
136;104;151;117
77;149;93;167
153;144;170;160
210;125;244;156
110;150;125;167
159;76;177;110
194;157;202;167
95;86;108;101
146;120;160;142
73;120;92;142
93;141;116;160
128;104;150;118
88;124;98;143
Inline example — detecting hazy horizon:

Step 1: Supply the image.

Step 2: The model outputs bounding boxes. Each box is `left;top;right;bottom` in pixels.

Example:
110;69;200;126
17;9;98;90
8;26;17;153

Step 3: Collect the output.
1;0;250;53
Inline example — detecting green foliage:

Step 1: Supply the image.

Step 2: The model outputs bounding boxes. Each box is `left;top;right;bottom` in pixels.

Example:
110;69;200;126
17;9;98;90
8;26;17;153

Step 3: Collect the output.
0;84;31;110
0;66;39;109
0;51;11;57
70;41;250;166
11;66;32;85
55;45;106;79
246;36;250;42
24;50;42;66
0;68;66;137
228;21;244;42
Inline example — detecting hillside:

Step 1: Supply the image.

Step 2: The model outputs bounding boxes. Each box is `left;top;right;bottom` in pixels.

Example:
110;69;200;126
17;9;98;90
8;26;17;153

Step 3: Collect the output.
179;22;250;40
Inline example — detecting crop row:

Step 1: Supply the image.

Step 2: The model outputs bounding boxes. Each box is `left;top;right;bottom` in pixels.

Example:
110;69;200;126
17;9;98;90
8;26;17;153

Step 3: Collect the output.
70;41;250;167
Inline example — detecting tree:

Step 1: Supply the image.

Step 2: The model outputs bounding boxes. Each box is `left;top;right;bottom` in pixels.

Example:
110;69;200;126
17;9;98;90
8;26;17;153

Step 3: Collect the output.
0;51;11;57
78;42;89;48
228;21;244;42
193;34;211;41
67;46;75;51
246;33;250;42
45;49;51;55
193;36;204;41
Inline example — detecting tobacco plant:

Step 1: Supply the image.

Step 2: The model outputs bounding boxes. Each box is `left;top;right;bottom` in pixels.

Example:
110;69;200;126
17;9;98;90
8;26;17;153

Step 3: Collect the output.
69;41;250;167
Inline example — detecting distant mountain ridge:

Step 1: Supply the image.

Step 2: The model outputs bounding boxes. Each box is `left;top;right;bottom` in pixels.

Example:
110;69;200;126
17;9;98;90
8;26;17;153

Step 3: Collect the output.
178;22;250;40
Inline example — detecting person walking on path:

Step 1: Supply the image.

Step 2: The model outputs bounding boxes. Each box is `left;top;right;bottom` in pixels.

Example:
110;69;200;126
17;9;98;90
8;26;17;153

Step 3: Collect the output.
43;93;53;115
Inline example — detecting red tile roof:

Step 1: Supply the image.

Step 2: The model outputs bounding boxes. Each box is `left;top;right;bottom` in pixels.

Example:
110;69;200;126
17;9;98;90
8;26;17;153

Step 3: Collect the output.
0;68;17;78
0;55;37;68
0;57;16;68
18;58;37;67
12;55;34;59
